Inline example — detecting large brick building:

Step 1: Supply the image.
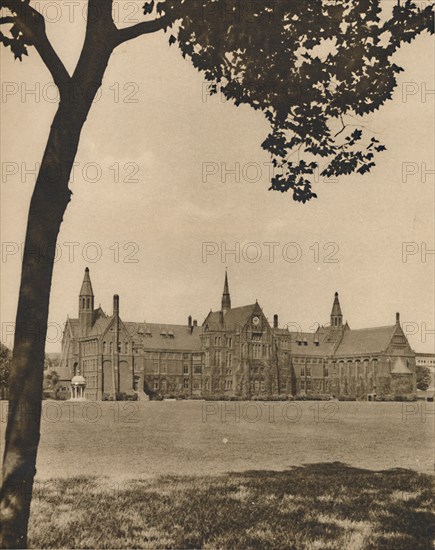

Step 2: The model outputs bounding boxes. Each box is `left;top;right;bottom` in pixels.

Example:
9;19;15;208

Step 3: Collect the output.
59;268;417;400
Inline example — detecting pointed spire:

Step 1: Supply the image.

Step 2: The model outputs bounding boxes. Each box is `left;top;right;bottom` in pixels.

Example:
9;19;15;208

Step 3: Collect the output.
330;291;343;327
221;269;231;314
80;267;94;297
79;268;94;336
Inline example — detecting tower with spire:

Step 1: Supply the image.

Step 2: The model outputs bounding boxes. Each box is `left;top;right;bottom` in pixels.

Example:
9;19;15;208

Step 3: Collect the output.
79;267;94;336
330;292;343;327
221;270;231;315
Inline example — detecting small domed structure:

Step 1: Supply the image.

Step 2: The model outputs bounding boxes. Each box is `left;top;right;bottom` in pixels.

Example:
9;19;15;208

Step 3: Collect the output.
70;373;86;400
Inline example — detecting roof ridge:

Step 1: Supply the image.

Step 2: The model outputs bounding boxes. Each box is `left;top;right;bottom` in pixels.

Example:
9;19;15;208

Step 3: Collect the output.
346;325;395;333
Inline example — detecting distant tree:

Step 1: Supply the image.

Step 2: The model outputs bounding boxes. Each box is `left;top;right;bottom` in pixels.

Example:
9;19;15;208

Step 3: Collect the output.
43;369;60;398
416;365;432;391
0;0;433;547
0;343;12;399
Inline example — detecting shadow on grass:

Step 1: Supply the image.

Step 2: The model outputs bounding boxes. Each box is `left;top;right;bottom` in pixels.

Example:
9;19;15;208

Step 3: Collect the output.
29;462;434;549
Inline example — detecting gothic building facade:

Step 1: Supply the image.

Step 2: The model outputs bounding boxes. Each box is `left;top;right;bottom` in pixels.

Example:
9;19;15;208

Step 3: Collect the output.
59;268;417;400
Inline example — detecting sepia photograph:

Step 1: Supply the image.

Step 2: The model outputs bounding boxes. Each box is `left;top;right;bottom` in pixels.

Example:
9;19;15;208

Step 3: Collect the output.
0;1;434;549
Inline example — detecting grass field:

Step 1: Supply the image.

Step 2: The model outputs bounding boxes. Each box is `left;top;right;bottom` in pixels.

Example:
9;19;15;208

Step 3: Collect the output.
1;400;434;548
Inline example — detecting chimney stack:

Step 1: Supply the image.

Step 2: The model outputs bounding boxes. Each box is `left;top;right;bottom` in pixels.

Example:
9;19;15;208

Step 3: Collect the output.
193;319;198;327
273;314;278;328
396;312;400;325
113;294;119;316
188;315;192;327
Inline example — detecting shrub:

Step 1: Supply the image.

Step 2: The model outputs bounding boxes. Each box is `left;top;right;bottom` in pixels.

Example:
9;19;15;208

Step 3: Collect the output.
374;394;417;402
56;390;70;401
291;394;335;401
125;389;138;401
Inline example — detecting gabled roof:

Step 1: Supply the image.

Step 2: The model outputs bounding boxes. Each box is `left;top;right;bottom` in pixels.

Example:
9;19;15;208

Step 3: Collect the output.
52;366;72;381
289;331;337;357
204;304;260;331
130;323;202;351
335;325;396;355
93;307;107;320
88;315;114;338
66;318;79;338
273;328;291;336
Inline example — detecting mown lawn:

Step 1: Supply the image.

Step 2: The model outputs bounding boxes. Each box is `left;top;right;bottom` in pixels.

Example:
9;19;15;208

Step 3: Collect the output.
29;463;434;549
1;400;434;548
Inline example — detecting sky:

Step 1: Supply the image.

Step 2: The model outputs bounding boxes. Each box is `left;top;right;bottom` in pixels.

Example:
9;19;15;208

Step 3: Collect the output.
1;1;434;353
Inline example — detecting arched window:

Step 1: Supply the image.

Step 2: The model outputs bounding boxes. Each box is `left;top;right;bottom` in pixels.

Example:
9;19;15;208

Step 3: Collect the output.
363;359;369;376
243;343;247;356
103;341;106;353
124;342;129;354
109;341;113;353
86;298;90;309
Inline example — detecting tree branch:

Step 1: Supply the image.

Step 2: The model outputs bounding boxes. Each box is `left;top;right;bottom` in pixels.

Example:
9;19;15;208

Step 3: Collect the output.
3;1;70;89
116;14;171;45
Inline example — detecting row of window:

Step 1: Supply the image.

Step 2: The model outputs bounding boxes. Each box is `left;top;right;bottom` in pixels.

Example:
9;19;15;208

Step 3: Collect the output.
85;374;98;388
80;297;92;309
149;363;204;375
153;378;204;391
102;341;130;354
82;339;98;356
82;358;98;373
252;343;269;358
292;357;379;366
210;336;233;347
252;380;266;392
213;351;233;368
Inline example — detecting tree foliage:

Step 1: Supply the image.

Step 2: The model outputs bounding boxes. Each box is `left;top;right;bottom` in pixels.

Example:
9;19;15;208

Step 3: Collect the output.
2;1;433;201
416;364;432;391
0;343;11;394
162;0;434;201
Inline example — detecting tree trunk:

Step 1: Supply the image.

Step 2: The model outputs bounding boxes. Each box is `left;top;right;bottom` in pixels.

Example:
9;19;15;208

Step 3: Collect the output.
0;41;113;545
0;101;83;548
